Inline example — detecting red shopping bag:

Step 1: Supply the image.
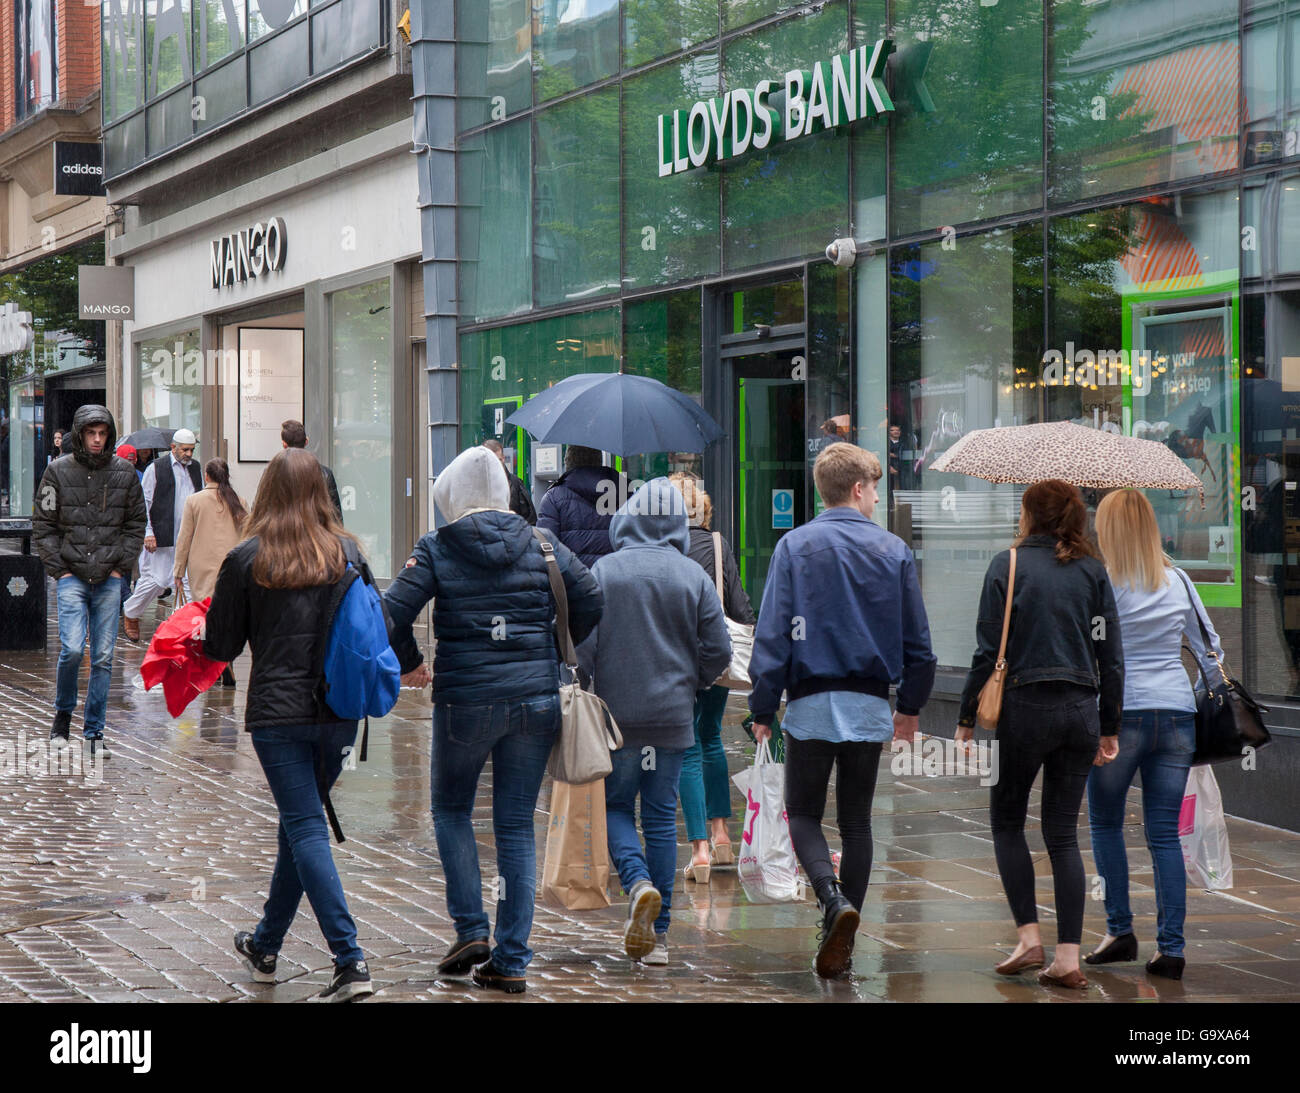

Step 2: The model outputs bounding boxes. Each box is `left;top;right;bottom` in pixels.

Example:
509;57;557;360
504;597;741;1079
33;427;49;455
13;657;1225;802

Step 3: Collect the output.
140;598;228;717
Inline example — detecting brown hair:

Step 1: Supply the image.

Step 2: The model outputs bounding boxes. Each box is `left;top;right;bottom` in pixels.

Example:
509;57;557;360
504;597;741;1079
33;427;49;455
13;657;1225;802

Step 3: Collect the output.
1016;479;1095;563
280;419;307;448
244;449;355;588
668;472;712;529
813;442;882;506
1096;488;1168;593
205;457;247;530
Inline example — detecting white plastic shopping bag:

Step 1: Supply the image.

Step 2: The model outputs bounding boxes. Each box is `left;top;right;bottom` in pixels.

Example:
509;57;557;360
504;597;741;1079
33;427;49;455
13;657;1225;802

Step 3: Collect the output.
731;740;801;903
1179;765;1234;890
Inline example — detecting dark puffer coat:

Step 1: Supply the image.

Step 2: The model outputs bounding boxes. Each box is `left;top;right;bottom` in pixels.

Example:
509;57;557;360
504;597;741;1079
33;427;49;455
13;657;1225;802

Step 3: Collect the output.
203;536;356;731
32;404;146;584
685;527;756;625
385;511;603;706
535;465;623;569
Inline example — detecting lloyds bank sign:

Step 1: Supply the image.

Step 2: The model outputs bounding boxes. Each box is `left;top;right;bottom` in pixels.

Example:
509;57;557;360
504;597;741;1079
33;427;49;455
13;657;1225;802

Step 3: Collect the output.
657;39;900;177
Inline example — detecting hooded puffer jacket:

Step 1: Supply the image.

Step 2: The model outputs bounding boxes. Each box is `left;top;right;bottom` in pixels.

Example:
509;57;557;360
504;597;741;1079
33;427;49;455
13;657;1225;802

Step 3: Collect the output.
32;405;146;584
384;447;604;706
536;464;624;568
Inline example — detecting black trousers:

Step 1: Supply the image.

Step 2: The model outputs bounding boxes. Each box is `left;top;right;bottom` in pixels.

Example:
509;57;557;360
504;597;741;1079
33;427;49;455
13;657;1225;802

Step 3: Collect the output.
990;682;1099;945
784;735;884;911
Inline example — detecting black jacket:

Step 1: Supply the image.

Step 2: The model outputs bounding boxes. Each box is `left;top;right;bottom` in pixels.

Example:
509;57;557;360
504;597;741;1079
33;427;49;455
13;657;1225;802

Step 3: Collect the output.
684;527;755;625
508;473;537;525
958;535;1124;734
32;404;146;584
322;464;343;521
204;536;356;731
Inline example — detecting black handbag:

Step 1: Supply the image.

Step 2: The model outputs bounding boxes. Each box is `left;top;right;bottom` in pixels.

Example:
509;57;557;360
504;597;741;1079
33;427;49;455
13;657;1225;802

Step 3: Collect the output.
1174;569;1271;765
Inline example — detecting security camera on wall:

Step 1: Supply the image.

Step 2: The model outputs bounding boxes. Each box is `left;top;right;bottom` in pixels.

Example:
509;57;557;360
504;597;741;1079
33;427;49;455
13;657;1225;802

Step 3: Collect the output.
826;237;858;268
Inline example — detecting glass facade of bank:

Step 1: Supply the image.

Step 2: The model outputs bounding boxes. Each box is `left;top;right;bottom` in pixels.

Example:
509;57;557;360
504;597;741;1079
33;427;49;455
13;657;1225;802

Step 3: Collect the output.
457;0;1300;713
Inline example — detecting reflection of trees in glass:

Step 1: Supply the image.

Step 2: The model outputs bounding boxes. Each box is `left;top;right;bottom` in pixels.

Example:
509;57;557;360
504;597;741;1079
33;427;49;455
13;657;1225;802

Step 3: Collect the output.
623;0;718;69
0;240;107;376
195;0;245;71
534;0;620;102
457;0;532;129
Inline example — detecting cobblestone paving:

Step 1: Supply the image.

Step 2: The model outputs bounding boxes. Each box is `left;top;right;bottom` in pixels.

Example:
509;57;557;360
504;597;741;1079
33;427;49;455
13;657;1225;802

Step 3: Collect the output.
2;596;1299;1003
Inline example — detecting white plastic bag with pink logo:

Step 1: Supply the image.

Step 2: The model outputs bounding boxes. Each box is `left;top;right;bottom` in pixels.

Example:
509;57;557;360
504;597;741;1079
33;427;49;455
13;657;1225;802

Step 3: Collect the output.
1179;765;1234;891
731;740;801;903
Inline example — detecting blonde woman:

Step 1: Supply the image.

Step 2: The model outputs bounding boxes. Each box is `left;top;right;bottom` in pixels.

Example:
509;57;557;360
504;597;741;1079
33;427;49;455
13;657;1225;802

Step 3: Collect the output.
1088;488;1223;981
668;472;755;882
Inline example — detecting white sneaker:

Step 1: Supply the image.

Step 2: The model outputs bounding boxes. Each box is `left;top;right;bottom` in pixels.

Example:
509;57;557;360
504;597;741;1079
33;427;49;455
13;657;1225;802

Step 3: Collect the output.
642;940;668;966
623;881;661;960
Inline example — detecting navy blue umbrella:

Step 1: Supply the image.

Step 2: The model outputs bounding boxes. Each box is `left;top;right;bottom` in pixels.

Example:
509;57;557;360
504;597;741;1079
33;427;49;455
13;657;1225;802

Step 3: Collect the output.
505;373;723;457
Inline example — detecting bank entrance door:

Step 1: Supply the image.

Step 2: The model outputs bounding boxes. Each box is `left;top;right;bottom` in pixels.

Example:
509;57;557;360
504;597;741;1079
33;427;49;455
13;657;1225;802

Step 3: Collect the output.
718;278;807;610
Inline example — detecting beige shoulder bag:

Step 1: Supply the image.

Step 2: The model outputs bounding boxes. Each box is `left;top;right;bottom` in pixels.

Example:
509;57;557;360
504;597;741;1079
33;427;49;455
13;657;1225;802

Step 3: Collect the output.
975;547;1016;730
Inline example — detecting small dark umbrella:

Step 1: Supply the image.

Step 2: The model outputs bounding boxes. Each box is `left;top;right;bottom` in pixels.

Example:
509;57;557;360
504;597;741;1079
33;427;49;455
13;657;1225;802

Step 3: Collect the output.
505;373;723;458
122;427;175;449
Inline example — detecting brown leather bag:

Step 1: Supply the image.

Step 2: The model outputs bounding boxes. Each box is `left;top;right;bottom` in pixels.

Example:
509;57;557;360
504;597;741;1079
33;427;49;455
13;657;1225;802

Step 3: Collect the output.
975;548;1016;730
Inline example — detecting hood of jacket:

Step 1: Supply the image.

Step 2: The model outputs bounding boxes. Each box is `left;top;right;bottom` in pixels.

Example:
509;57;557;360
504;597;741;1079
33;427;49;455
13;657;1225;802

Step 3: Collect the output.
68;405;118;470
557;464;621;504
432;446;510;524
609;476;689;554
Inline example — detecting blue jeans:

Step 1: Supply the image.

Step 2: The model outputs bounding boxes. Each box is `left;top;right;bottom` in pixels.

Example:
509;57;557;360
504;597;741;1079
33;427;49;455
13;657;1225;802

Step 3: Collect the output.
251;722;364;966
1087;709;1195;958
431;695;559;978
55;575;122;738
605;744;686;936
679;686;733;843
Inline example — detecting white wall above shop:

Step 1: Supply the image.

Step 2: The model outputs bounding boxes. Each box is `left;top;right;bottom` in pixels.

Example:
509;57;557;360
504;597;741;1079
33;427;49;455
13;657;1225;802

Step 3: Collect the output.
127;153;419;331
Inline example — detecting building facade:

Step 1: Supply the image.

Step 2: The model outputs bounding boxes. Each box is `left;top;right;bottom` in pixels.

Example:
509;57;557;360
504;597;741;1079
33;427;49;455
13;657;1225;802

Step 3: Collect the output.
451;0;1300;828
100;1;426;578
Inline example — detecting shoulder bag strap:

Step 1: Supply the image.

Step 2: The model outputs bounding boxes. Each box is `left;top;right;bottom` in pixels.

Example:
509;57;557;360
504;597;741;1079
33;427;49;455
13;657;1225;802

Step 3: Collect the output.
1173;567;1228;690
711;531;726;606
994;548;1016;669
532;527;577;669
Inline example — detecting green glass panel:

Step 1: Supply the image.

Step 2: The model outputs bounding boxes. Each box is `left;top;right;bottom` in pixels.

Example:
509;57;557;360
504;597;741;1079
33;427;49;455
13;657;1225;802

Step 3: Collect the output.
891;0;1042;234
535;91;622;307
623;53;721;289
195;0;245;71
459;120;533;321
624;0;718;69
722;4;850;270
457;0;532;131
724;0;798;32
534;0;621;102
851;0;887;240
1050;0;1238;202
148;1;194;99
623;289;704;481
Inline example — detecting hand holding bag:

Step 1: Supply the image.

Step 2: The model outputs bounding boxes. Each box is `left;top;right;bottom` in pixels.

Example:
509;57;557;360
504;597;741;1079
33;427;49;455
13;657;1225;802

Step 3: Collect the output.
533;530;623;784
975;548;1016;730
731;740;800;903
1173;569;1271;765
711;531;754;691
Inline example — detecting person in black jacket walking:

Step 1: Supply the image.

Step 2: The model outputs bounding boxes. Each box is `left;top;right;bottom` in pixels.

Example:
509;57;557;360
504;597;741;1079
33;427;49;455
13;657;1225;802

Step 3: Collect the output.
482;439;536;525
280;419;343;520
668;473;755;882
204;448;376;1003
957;479;1124;991
385;446;602;993
536;444;624;568
32;405;145;756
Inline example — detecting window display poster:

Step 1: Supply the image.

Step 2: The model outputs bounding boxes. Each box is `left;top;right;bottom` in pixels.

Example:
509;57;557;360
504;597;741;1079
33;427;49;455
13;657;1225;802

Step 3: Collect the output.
238;328;304;463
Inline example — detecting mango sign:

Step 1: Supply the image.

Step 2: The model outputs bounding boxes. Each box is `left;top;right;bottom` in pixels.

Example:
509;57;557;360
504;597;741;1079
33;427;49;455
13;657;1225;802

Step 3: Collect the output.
657;40;895;177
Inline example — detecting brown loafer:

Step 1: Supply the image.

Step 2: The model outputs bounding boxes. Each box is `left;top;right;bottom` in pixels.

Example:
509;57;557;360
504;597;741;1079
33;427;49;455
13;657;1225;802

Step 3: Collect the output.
122;616;140;642
994;945;1044;975
1038;967;1089;990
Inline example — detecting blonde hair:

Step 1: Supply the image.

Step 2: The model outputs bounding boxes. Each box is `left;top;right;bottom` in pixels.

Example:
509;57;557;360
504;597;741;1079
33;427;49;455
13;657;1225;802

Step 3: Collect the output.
668;472;712;529
1095;488;1169;593
813;442;881;506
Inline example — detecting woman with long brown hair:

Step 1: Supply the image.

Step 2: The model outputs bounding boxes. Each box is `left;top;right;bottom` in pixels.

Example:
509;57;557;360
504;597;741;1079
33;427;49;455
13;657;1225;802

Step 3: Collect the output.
1086;488;1223;981
956;479;1124;989
204;447;383;1002
174;457;247;686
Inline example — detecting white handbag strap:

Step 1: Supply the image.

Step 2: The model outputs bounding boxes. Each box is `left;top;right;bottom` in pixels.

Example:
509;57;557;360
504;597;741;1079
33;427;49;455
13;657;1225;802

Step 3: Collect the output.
712;531;726;606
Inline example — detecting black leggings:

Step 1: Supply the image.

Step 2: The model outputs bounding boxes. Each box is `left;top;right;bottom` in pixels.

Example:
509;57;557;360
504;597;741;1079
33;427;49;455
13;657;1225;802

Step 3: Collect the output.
784;735;883;911
990;682;1100;945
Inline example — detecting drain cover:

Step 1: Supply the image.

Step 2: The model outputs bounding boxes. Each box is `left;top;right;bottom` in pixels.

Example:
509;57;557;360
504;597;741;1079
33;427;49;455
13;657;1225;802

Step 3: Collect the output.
5;576;27;597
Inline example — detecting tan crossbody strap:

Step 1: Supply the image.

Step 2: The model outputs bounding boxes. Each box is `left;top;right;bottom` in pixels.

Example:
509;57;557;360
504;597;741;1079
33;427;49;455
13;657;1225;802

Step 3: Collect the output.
995;548;1017;668
711;531;726;605
532;528;577;668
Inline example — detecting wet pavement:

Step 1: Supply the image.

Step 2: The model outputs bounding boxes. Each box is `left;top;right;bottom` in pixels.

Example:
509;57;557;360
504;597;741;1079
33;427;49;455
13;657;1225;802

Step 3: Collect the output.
2;592;1299;1004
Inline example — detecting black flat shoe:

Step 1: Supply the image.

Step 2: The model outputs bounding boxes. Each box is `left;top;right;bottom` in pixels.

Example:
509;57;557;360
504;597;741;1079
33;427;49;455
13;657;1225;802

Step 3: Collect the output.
437;936;490;977
471;960;526;994
1146;953;1185;980
1084;932;1139;965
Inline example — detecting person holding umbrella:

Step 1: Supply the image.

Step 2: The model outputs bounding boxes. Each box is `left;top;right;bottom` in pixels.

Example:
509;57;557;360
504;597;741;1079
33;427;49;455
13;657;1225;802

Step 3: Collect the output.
536;445;623;569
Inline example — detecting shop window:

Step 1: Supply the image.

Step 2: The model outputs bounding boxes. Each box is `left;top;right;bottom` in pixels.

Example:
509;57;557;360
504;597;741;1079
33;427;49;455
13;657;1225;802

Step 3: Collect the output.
534;0;620;103
14;0;57;120
892;0;1042;234
622;52;721;290
457;0;532;131
535;91;621;307
137;328;202;438
330;279;393;578
623;0;718;70
722;4;850;271
1050;0;1238;203
623;289;703;482
460;119;534;321
888;226;1043;669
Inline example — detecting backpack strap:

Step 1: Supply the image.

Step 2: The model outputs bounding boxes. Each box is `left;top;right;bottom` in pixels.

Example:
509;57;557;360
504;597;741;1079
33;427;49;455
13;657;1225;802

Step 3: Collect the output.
531;527;577;669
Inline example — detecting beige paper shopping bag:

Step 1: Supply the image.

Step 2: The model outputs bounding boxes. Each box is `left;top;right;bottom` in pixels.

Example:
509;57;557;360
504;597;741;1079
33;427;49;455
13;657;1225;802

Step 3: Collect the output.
541;780;612;910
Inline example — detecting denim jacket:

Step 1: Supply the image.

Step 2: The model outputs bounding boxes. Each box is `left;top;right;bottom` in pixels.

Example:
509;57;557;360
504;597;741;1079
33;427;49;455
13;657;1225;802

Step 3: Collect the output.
958;535;1124;734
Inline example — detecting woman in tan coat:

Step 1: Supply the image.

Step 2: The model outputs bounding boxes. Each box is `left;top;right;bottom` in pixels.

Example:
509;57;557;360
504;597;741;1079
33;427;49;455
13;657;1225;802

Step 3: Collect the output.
174;457;247;686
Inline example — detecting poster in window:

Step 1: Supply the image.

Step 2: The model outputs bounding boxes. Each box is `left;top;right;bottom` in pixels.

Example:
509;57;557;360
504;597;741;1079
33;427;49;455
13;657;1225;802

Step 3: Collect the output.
238;328;304;463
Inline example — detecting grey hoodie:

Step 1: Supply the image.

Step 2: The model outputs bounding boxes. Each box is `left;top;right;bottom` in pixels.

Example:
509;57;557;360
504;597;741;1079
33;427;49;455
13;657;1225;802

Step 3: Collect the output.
577;477;731;751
